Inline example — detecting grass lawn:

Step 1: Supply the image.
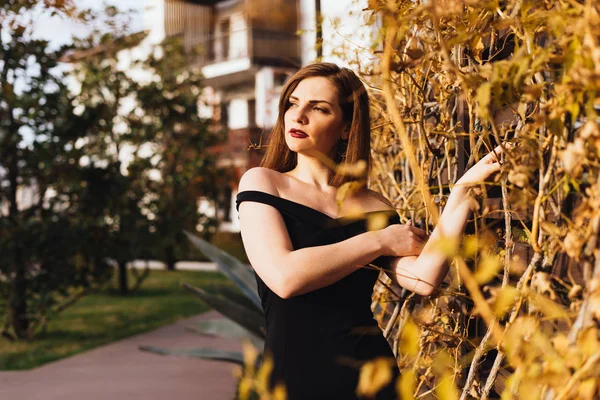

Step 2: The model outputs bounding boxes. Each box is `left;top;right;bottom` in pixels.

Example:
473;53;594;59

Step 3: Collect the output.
0;269;229;371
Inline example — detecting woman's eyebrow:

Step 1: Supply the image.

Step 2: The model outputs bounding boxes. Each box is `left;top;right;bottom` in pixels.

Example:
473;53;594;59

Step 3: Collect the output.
289;95;333;105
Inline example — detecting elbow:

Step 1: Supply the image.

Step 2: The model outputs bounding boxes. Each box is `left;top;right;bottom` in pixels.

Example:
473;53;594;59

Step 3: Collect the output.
269;270;299;299
277;288;295;299
412;284;436;297
393;257;445;297
273;283;294;299
255;254;301;299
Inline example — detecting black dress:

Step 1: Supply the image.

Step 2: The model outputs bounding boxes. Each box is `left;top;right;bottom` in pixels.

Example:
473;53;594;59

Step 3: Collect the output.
236;190;400;400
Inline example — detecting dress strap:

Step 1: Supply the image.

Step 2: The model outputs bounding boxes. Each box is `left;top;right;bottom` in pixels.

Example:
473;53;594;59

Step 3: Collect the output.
235;190;333;224
236;190;283;212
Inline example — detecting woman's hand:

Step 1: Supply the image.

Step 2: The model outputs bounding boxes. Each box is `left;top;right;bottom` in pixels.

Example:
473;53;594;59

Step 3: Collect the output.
376;223;428;257
455;145;504;189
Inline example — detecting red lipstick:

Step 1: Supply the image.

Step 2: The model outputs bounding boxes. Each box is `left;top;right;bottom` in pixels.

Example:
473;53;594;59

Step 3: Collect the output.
290;129;308;138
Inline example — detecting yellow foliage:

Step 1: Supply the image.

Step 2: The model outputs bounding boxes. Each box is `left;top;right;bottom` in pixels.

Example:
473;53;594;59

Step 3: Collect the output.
493;286;519;318
474;253;503;284
461;235;479;258
578;378;598;400
344;0;600;396
396;369;416;400
335;159;368;178
399;318;421;357
435;373;459;400
356;357;395;398
336;180;365;209
367;212;391;231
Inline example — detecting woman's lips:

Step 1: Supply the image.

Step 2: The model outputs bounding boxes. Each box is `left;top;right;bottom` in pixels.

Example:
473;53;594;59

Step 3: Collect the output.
290;129;308;138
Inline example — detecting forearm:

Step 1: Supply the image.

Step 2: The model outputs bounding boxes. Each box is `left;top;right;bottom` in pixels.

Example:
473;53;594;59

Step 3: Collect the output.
276;231;383;298
391;185;473;295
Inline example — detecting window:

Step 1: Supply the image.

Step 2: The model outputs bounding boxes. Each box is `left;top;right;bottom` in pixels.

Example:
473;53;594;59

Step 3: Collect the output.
219;19;230;60
274;71;289;87
247;99;256;127
219;102;229;127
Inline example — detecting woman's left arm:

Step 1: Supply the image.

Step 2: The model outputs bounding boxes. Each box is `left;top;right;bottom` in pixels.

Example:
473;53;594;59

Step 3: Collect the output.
386;146;504;296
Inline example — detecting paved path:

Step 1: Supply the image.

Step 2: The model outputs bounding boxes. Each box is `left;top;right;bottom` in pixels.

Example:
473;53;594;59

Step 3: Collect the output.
0;311;241;400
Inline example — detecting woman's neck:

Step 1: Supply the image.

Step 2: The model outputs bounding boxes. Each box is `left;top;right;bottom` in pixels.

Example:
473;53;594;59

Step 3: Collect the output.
286;154;336;192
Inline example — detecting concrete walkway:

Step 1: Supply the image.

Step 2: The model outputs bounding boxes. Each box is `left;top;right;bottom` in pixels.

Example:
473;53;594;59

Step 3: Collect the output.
0;311;241;400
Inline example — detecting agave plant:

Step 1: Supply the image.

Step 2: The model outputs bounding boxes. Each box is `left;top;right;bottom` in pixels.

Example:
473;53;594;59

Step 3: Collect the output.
140;231;264;364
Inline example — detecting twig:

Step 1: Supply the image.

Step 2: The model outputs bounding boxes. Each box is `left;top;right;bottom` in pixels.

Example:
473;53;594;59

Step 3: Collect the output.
554;352;600;400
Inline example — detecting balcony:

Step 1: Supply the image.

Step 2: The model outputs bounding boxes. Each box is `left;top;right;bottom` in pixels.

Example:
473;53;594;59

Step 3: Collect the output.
164;0;300;87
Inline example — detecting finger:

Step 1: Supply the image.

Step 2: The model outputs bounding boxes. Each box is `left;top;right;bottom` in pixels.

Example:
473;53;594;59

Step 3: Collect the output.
409;226;428;240
483;146;502;162
487;162;502;174
489;142;515;161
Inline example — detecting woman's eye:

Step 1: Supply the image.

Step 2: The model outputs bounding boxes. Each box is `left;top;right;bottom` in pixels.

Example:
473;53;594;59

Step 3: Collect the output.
288;102;298;108
314;107;327;113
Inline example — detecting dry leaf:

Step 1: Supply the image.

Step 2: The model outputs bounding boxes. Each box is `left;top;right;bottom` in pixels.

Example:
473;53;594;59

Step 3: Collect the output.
531;272;557;300
356;357;394;398
559;139;586;176
568;284;583;300
366;212;390;231
400;319;420;357
396;369;416;400
435;373;459;400
335;160;367;177
336;181;364;209
492;286;519;318
273;383;287;400
508;167;529;188
578;378;598;400
462;235;479;258
474;253;503;284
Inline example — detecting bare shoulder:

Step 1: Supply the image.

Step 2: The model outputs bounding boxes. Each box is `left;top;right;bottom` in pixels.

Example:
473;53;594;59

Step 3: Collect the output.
238;167;280;196
360;188;395;210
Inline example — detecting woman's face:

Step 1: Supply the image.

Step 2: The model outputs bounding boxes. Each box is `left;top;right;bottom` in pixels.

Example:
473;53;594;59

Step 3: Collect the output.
283;76;347;159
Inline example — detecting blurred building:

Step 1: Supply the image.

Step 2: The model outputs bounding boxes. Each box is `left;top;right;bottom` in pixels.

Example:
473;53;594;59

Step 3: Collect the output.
157;0;301;230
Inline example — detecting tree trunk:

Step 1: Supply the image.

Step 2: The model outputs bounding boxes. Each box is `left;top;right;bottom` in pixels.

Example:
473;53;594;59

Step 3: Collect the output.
10;263;29;339
165;245;176;271
118;260;129;295
8;154;29;339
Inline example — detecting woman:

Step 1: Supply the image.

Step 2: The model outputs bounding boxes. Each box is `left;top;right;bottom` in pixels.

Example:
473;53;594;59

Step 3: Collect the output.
236;63;502;399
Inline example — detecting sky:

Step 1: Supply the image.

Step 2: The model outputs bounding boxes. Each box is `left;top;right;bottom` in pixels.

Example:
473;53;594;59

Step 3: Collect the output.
9;1;146;148
33;0;146;49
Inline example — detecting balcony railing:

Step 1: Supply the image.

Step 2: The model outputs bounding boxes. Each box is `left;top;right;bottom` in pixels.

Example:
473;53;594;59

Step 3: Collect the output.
170;27;299;69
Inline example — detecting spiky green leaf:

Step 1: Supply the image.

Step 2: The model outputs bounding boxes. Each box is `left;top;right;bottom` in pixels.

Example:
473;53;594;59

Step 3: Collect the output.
139;345;244;365
187;318;264;349
184;231;261;309
182;283;265;339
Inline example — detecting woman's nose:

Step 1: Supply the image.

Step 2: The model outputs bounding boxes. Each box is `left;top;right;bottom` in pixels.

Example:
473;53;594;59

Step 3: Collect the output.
291;106;308;124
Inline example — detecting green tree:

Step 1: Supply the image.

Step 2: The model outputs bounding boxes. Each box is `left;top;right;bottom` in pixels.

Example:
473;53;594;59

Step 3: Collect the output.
68;8;155;294
0;1;112;339
129;37;225;271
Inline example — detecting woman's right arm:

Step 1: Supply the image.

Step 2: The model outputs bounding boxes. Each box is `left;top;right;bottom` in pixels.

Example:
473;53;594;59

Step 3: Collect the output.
237;168;421;298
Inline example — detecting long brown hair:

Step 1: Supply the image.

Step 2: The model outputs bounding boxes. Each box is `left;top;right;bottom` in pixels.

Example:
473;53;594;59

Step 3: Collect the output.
260;62;371;188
